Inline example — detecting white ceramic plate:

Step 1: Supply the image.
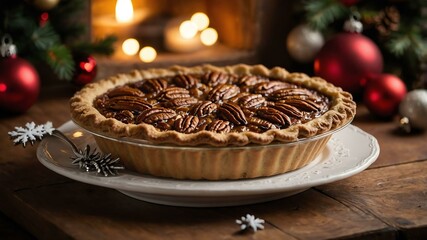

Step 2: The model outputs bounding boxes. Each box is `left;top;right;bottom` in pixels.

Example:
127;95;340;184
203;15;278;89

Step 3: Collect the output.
37;121;379;207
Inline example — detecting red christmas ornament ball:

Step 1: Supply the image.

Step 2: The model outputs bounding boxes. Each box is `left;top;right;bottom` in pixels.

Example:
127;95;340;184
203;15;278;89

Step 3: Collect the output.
314;33;383;94
0;57;40;113
73;53;97;86
339;0;360;6
363;74;407;118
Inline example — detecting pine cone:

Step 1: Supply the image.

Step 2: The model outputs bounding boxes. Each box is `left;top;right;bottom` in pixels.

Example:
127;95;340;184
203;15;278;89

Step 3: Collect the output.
373;6;400;37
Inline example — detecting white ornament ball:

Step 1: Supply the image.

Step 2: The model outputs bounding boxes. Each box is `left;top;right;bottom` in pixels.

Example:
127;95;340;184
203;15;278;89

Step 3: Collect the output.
286;24;324;63
399;89;427;130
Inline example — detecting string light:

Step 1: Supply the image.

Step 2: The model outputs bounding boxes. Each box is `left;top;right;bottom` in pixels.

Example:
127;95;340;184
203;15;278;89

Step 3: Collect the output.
200;28;218;46
122;38;140;56
139;46;157;62
191;12;209;31
179;20;198;39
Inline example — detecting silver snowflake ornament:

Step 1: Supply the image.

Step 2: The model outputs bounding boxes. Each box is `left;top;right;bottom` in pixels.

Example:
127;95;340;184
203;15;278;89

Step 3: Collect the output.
8;121;55;147
71;145;124;177
236;214;265;232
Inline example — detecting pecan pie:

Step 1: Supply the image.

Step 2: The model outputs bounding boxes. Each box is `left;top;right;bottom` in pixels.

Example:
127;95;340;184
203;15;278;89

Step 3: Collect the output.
70;64;356;180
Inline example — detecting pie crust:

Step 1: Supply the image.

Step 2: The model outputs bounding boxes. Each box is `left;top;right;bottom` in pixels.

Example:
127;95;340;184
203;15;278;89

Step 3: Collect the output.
70;64;356;180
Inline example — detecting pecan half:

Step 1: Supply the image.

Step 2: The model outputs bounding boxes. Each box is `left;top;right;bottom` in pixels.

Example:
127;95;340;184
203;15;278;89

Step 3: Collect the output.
136;107;177;124
218;102;247;125
206;119;231;133
108;96;152;112
238;94;266;109
270;102;303;118
202;71;230;87
253;81;291;96
174;115;200;133
166;97;198;107
238;75;269;86
189;101;217;117
107;86;144;98
257;107;291;127
140;78;168;94
280;99;321;112
208;84;240;102
269;88;311;101
173;74;199;89
248;117;277;130
161;87;190;100
114;110;134;123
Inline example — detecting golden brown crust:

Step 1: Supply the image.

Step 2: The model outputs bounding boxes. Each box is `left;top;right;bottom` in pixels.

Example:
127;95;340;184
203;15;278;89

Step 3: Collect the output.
70;64;356;146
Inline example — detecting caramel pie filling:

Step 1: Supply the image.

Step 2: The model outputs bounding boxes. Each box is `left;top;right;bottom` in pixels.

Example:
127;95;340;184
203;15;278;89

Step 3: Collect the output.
93;72;330;134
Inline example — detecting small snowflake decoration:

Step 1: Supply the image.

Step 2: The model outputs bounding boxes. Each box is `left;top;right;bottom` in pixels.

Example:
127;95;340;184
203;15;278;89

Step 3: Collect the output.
236;214;265;232
8;122;55;147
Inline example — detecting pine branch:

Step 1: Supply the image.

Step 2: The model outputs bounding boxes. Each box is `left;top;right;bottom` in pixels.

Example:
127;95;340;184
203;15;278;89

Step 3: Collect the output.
73;35;117;56
32;23;60;50
304;0;350;31
44;45;75;81
386;26;427;59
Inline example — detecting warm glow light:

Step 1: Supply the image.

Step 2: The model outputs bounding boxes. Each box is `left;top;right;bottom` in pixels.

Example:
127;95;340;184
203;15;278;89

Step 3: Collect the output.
122;38;140;55
115;0;134;23
139;46;157;62
179;20;198;39
0;83;7;92
73;131;84;138
191;12;210;31
200;28;218;46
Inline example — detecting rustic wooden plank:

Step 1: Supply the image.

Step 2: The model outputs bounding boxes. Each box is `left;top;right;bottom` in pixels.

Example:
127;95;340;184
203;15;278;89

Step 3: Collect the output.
226;190;395;240
352;105;427;168
0;211;34;240
4;177;395;240
11;182;293;240
317;160;427;239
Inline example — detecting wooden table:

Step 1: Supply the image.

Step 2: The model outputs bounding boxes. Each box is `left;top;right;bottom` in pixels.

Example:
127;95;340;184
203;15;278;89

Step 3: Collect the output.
1;85;427;240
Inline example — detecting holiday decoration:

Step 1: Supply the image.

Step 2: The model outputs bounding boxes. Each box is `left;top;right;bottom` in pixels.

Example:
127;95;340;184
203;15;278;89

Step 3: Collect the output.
303;0;426;92
339;0;360;6
343;15;363;33
314;32;383;94
72;53;98;86
8;121;124;176
363;74;407;118
399;89;427;130
286;24;324;63
8;122;54;147
0;37;40;113
0;1;116;81
31;0;60;11
236;214;265;232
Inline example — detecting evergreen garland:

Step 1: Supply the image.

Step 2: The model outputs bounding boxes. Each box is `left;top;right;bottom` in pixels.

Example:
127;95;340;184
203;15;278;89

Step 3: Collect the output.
303;0;427;87
0;0;116;81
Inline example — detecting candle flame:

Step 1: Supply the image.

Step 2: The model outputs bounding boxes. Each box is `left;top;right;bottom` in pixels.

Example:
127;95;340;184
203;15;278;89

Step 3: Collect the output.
116;0;134;23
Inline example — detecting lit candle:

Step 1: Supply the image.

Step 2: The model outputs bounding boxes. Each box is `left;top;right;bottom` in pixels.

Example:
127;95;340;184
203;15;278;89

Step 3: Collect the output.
122;38;140;56
200;27;218;46
139;46;157;62
115;0;134;23
92;0;149;45
164;18;202;53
